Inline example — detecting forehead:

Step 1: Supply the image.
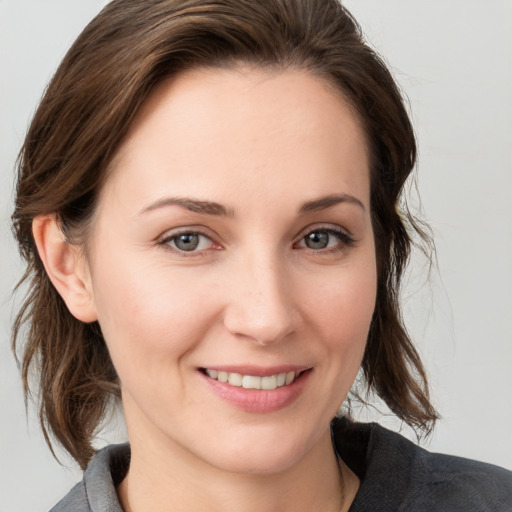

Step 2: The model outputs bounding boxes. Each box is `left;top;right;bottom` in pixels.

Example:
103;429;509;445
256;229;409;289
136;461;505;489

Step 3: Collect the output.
102;66;370;214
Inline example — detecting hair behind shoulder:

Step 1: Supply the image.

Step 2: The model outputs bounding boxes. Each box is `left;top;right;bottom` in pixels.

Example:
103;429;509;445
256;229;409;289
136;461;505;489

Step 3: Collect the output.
12;0;438;470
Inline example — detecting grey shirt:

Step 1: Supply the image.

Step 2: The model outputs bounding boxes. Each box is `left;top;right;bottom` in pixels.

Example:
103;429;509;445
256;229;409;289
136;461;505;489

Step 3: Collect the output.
50;419;512;511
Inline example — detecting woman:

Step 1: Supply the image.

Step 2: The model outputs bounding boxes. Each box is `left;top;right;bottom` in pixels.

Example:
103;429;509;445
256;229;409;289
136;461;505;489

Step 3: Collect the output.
10;0;512;511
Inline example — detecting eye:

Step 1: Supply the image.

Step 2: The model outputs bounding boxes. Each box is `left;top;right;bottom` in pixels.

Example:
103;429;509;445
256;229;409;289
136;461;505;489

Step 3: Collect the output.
297;228;354;251
162;231;215;252
303;231;331;250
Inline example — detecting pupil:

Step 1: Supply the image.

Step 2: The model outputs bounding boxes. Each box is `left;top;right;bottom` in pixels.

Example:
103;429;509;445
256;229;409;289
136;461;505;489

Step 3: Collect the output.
306;232;328;249
176;234;199;251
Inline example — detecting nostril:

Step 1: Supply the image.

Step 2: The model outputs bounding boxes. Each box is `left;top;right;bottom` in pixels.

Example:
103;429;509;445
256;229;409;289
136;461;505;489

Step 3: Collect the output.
222;302;296;345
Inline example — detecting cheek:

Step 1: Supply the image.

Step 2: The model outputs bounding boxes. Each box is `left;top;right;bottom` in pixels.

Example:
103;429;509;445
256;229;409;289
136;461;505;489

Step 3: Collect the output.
307;258;377;342
89;254;218;377
302;255;377;396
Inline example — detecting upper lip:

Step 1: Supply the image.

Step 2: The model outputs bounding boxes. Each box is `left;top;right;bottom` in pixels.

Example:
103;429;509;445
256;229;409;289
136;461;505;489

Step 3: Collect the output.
199;365;312;377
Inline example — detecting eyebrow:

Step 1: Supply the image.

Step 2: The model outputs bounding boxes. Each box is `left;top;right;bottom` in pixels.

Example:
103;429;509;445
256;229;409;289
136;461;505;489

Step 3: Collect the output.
140;197;233;216
299;193;366;214
140;192;365;217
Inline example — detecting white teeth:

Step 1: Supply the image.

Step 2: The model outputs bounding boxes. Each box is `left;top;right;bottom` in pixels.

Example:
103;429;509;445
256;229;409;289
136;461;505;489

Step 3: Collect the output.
206;369;218;379
205;369;300;389
242;375;261;389
261;375;277;390
228;373;242;386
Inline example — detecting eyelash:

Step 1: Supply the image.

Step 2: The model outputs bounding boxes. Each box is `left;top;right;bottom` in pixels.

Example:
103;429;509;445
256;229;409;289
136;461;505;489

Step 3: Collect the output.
158;229;219;255
294;227;355;254
158;226;355;255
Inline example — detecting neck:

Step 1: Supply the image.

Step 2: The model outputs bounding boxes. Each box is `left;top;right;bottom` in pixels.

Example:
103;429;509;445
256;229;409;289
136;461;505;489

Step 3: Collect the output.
117;427;359;512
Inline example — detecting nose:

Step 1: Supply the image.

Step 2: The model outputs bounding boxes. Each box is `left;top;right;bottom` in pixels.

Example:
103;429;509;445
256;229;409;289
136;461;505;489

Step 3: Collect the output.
223;252;299;346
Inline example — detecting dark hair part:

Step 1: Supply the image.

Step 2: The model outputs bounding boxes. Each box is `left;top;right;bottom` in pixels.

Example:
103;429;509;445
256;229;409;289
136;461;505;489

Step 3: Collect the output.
12;0;438;469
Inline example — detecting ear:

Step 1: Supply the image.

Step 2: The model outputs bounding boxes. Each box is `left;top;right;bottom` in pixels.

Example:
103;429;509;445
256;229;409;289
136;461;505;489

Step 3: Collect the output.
32;215;98;323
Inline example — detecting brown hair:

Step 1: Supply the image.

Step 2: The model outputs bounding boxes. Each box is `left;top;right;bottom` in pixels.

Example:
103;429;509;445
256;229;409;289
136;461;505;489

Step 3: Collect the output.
12;0;438;470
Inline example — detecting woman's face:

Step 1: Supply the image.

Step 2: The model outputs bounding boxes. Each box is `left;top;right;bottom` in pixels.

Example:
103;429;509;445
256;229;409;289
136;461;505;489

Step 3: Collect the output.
83;67;377;474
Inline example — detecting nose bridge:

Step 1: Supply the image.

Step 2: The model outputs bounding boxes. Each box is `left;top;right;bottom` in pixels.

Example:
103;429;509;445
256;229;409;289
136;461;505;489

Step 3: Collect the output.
224;246;297;345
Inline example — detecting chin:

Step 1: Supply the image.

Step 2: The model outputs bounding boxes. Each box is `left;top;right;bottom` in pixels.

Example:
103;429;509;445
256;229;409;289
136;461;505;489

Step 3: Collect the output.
195;422;323;476
209;446;304;476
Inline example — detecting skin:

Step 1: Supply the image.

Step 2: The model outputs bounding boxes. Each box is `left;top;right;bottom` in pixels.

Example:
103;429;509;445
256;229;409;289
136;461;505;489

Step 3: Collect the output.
34;67;377;512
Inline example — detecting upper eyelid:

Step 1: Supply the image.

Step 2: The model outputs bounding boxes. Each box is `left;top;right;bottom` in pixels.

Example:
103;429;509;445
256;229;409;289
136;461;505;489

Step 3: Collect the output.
294;223;353;241
157;225;217;242
156;223;354;247
158;229;220;256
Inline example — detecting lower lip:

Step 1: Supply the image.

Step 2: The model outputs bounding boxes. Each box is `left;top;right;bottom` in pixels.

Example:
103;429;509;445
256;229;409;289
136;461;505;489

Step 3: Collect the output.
199;370;312;413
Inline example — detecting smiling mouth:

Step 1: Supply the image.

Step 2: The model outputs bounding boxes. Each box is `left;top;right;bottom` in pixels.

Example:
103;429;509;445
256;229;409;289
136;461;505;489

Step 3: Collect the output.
201;369;307;390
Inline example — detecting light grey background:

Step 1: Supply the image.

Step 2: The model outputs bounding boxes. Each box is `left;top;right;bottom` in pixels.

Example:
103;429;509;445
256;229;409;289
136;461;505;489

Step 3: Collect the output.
1;0;511;510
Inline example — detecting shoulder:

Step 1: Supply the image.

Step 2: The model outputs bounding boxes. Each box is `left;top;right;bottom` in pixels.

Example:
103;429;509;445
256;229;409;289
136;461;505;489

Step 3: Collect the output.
332;419;512;511
49;443;129;512
49;481;89;512
411;447;512;511
413;447;511;510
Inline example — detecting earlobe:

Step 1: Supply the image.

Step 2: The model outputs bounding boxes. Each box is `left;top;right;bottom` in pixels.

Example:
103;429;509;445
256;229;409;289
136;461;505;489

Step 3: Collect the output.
32;215;98;323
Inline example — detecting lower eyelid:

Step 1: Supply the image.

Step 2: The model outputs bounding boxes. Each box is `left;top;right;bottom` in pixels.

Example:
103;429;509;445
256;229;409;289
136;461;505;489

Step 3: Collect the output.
299;228;353;244
175;234;210;250
159;230;216;250
158;227;354;252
